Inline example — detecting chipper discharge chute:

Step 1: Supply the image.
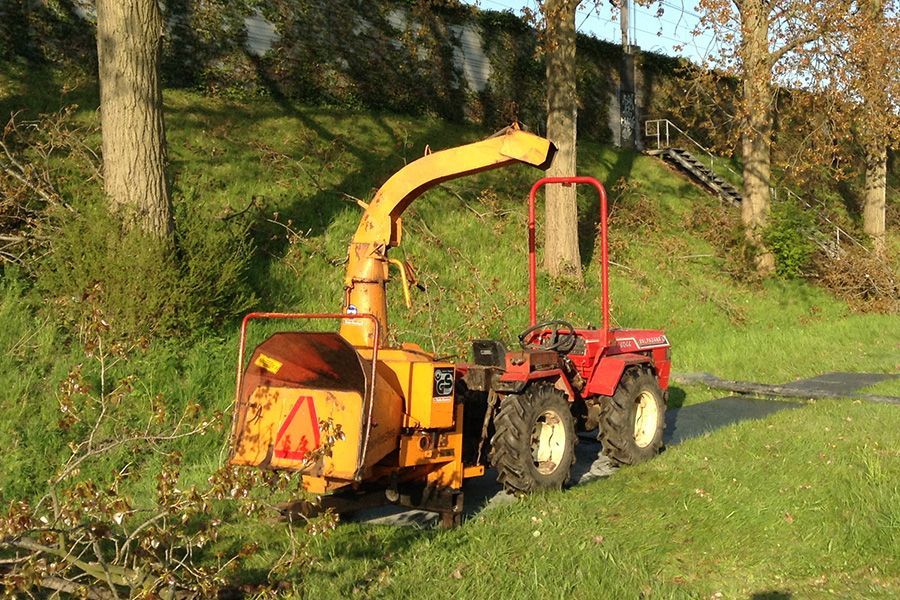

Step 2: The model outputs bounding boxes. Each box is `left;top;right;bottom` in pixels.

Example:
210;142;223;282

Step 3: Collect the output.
227;125;672;527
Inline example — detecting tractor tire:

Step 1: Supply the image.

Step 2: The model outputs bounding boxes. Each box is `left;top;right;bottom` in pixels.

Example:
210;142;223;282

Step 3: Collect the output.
599;367;666;466
490;384;576;494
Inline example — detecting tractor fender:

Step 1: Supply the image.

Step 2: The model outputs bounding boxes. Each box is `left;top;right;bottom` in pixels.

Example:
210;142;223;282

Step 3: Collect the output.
498;368;577;401
585;353;651;397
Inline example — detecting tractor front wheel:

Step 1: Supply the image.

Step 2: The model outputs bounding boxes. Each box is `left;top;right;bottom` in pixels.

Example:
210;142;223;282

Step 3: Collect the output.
490;384;576;494
599;367;666;466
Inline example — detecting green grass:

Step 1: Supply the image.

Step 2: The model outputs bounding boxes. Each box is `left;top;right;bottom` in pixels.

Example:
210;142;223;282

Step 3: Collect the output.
860;377;900;398
206;399;900;599
1;63;898;598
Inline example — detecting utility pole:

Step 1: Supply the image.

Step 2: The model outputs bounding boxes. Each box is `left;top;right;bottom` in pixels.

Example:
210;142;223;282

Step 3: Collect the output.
618;0;638;148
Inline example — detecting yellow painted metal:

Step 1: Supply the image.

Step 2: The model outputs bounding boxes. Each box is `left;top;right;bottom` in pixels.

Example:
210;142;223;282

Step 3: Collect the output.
229;386;363;480
231;128;556;504
424;404;466;489
463;465;485;479
340;126;555;347
398;431;451;466
387;258;412;308
357;347;455;430
230;366;405;490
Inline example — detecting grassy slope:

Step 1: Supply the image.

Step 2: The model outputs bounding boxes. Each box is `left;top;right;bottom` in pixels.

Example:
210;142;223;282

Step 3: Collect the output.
1;64;898;597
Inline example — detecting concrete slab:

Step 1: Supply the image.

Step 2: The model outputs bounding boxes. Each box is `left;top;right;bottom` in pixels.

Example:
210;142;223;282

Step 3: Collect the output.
782;372;897;396
347;396;802;527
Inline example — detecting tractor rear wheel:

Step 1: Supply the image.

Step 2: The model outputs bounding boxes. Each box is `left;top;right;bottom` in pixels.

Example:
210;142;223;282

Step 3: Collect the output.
490;384;576;494
599;367;666;466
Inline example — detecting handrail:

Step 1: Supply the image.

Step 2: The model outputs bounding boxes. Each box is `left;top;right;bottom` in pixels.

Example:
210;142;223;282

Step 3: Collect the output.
645;118;870;256
781;188;868;254
644;119;742;181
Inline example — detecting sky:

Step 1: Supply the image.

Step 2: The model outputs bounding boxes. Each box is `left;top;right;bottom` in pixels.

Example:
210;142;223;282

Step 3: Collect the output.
462;0;724;66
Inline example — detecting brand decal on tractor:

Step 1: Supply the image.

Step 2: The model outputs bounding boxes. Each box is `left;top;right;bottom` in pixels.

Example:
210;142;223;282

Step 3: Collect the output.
434;368;455;397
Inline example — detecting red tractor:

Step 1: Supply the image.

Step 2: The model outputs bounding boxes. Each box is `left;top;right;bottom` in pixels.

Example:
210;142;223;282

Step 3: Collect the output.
460;176;670;493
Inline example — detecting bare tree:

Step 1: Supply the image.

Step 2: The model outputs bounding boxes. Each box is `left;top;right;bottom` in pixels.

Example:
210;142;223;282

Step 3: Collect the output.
541;0;583;281
96;0;172;237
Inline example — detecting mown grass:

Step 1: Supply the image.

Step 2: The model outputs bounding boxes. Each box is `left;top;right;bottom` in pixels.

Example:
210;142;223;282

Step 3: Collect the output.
1;63;898;597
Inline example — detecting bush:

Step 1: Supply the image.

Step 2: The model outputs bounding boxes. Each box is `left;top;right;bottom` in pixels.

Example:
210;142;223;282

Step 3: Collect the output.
36;196;257;340
763;199;818;278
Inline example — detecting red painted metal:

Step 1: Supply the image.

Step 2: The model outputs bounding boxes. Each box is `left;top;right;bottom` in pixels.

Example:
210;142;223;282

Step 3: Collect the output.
498;367;578;400
528;177;609;347
584;353;651;397
233;312;380;481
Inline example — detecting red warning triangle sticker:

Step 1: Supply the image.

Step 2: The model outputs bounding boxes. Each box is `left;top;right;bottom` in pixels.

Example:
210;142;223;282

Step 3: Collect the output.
273;395;321;461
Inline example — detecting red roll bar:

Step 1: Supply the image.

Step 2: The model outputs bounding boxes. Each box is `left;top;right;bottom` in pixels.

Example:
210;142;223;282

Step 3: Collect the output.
527;176;609;348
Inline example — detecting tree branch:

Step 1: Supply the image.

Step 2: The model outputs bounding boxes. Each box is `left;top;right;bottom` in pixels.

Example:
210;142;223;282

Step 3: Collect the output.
38;576;116;600
769;29;823;65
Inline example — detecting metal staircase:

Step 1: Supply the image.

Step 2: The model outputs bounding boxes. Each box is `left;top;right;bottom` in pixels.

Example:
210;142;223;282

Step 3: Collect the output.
644;120;742;206
642;119;870;259
649;147;743;206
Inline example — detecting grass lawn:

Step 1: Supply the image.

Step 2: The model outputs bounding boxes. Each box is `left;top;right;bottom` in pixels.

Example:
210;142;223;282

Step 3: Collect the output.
216;398;900;599
1;63;898;598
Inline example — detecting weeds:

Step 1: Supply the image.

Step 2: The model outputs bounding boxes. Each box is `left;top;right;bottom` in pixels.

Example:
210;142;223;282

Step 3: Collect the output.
0;297;340;598
0;107;93;266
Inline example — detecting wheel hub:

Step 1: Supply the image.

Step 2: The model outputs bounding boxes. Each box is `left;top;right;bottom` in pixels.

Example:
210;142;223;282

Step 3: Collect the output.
531;410;565;474
633;391;659;448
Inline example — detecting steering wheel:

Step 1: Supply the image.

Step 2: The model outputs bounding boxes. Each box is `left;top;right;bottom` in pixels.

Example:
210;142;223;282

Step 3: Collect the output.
518;320;577;353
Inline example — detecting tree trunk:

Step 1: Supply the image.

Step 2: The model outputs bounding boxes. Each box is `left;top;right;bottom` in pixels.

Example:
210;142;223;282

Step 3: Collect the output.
738;0;775;275
863;145;887;254
96;0;172;238
860;0;887;255
543;0;582;281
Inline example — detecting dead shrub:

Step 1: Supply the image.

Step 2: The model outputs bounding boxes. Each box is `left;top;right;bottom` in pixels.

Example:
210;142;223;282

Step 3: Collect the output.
605;178;662;261
0;299;340;598
608;177;661;232
0;107;95;266
814;246;899;313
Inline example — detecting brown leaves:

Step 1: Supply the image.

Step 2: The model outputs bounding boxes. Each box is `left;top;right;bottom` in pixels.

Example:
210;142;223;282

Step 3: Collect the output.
0;106;96;267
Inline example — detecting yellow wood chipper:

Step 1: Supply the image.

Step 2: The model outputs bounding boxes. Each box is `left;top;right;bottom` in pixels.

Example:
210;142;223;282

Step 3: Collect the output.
228;126;671;526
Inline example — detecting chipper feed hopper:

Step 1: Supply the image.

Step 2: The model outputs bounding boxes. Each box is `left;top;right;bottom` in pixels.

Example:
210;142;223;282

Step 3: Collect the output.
228;126;671;526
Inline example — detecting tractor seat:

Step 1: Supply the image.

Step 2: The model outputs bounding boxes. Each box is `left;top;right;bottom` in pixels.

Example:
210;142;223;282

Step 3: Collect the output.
471;339;507;368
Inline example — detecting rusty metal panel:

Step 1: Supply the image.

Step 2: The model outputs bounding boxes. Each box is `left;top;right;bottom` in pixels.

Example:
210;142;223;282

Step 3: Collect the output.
242;332;368;395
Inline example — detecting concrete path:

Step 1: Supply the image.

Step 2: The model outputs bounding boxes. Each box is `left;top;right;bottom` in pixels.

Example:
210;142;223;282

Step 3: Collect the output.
673;371;900;405
784;371;896;396
349;395;803;527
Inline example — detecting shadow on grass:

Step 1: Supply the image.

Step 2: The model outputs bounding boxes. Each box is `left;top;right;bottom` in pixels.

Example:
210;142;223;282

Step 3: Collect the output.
578;145;638;267
751;591;792;599
667;385;686;409
349;393;805;529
